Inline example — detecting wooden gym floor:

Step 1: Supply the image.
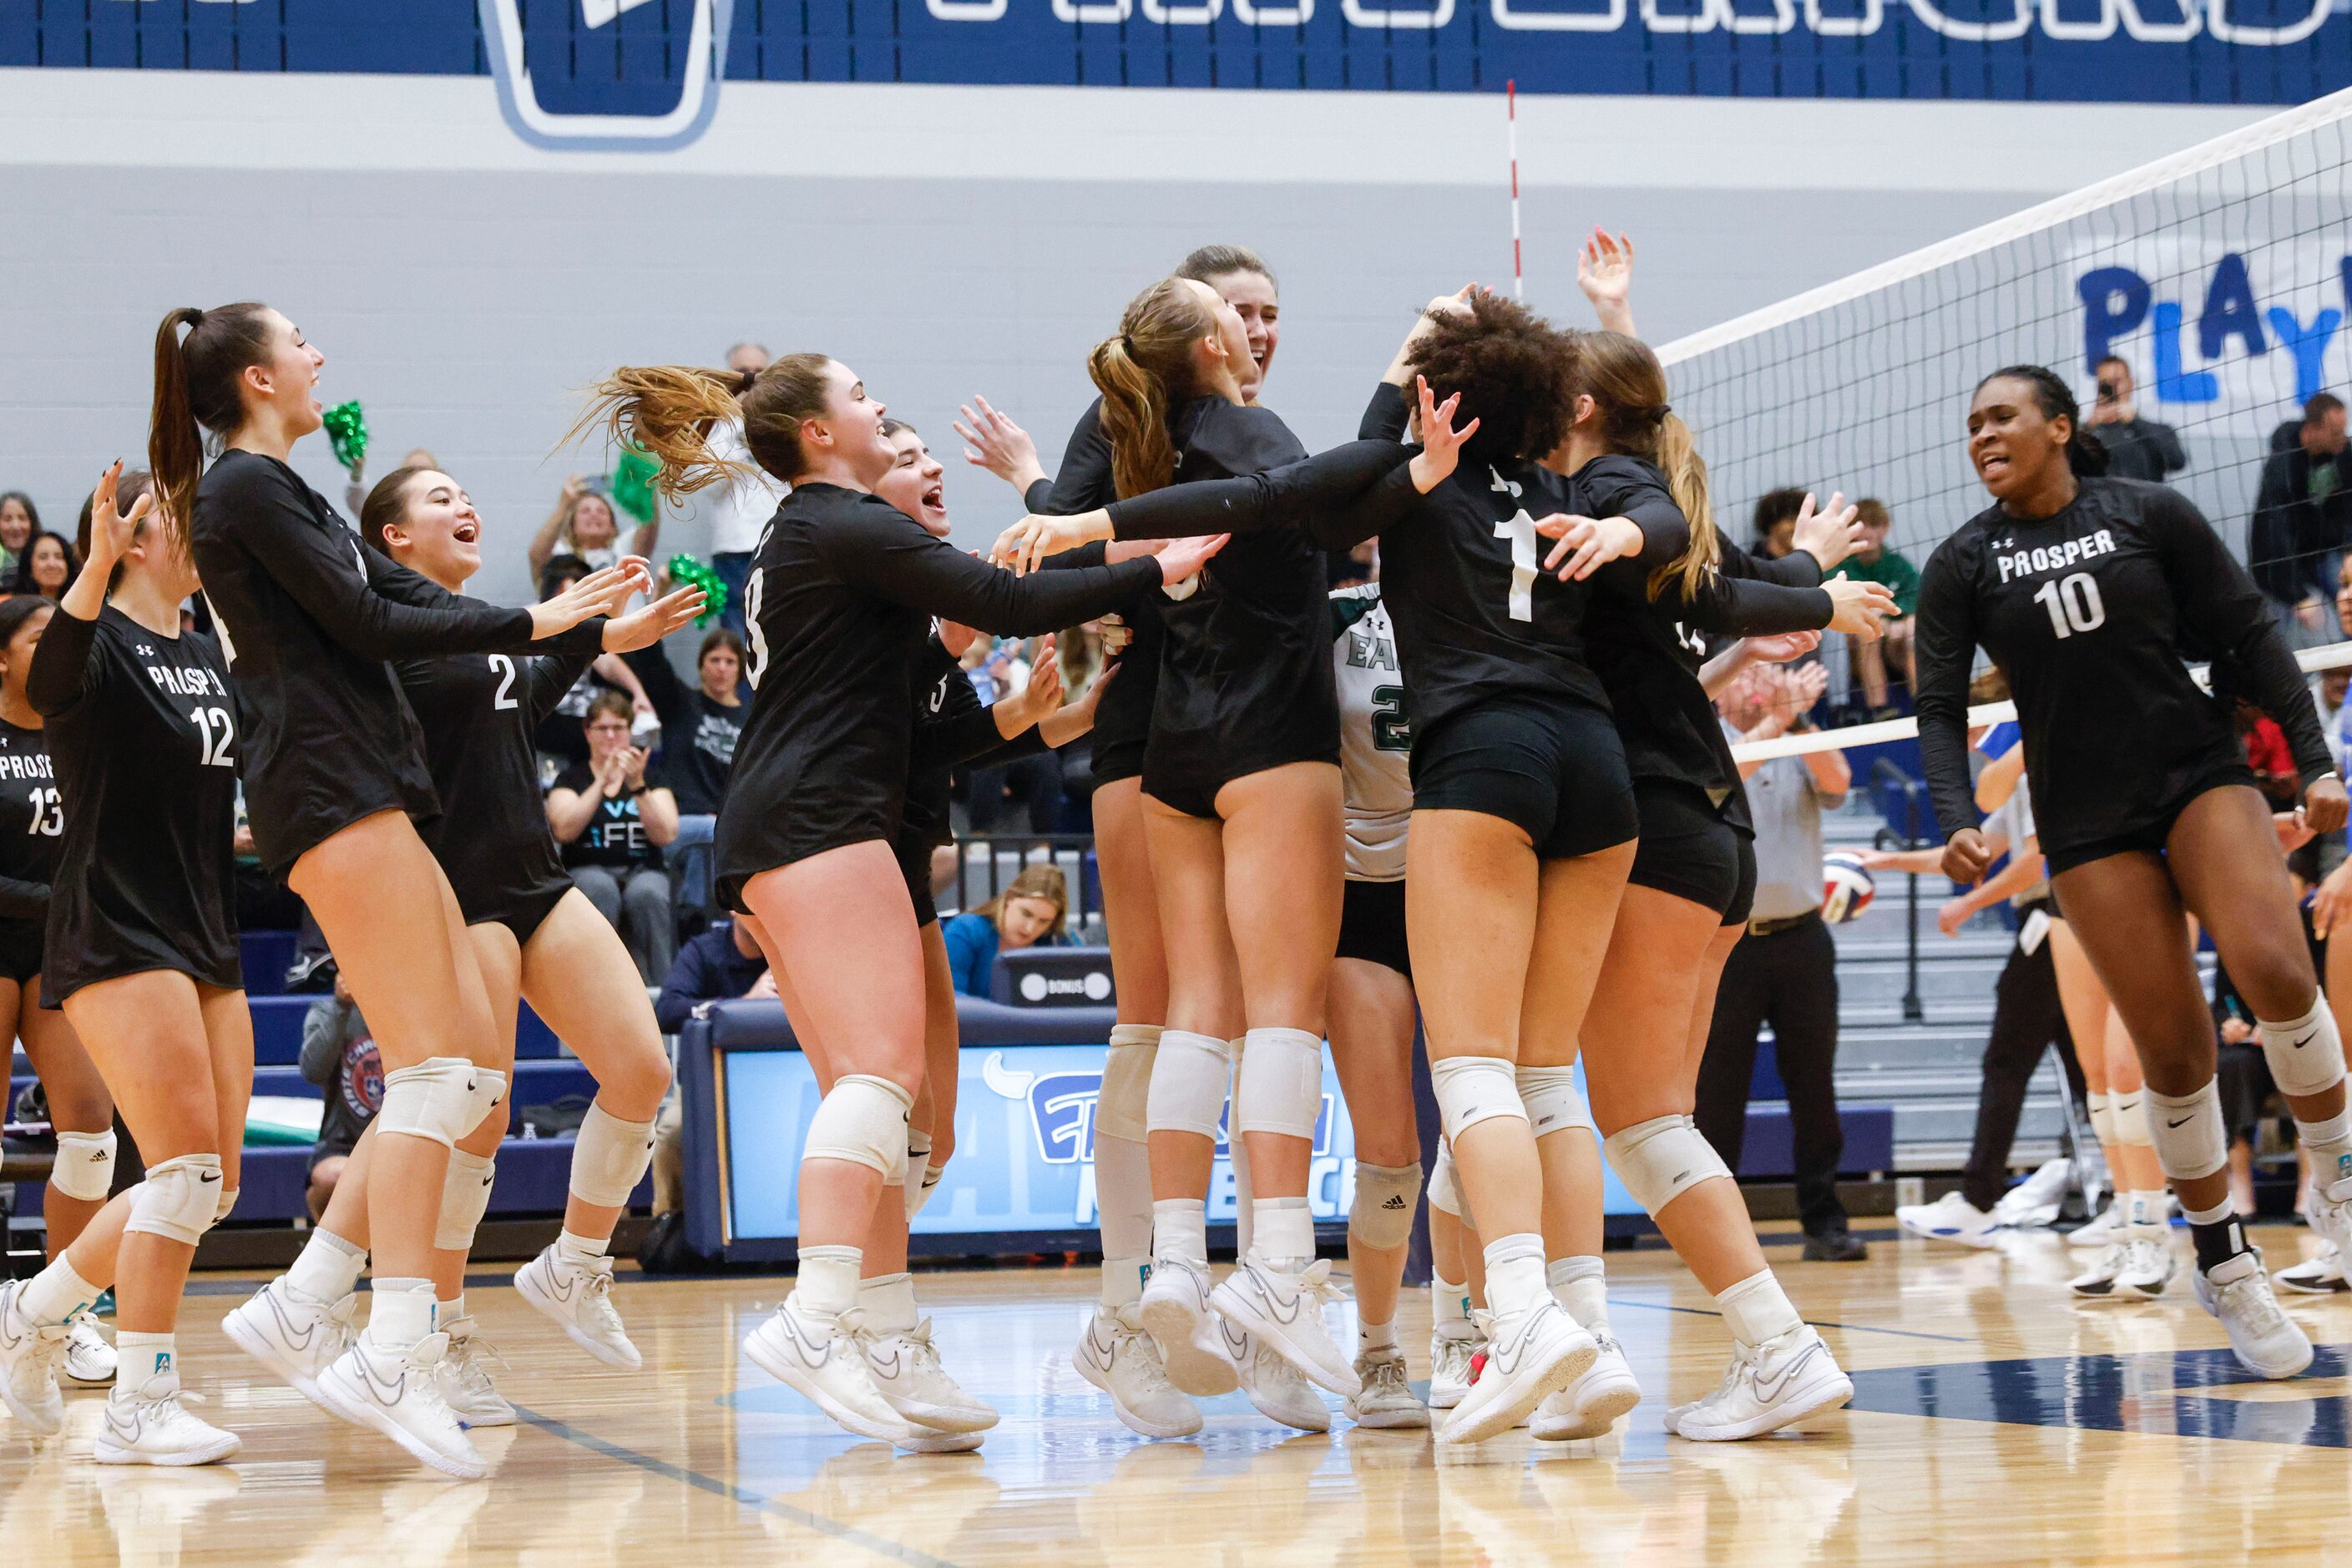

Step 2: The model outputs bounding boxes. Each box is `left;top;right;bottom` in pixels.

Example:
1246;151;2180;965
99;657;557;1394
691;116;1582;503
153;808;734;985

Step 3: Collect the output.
5;1220;2350;1566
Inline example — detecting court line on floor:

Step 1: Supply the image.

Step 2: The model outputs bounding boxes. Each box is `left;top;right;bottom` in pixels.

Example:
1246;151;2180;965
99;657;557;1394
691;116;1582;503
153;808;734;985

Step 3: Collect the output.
508;1402;967;1568
1605;1298;1975;1343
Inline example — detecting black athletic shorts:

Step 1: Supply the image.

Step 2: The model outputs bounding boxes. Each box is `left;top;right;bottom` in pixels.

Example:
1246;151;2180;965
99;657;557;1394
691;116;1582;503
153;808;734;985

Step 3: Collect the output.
0;918;42;985
1626;778;1746;919
2043;761;2258;878
1725;834;1759;927
1410;695;1638;861
1336;877;1410;980
464;878;574;948
893;828;942;930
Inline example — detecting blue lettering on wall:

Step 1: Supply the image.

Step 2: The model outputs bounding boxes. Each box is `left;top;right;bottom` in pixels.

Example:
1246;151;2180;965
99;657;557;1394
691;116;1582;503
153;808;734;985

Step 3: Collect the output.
2081;266;2153;372
2198;253;2269;361
2082;255;2351;407
2267;305;2344;402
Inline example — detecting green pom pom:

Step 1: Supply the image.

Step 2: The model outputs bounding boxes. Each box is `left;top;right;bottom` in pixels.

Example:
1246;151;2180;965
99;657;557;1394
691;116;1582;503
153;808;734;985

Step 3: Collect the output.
322;402;369;474
612;445;661;526
665;554;729;628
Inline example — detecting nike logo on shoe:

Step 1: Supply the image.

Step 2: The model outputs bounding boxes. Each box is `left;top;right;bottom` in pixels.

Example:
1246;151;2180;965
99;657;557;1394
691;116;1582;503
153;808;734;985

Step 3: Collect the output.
781;1313;833;1369
1753;1340;1825;1404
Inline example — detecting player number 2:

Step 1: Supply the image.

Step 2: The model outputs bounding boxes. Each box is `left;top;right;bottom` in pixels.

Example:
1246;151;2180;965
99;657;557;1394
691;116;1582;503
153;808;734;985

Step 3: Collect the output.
23;787;59;837
2032;573;2106;639
489;654;519;711
189;705;235;767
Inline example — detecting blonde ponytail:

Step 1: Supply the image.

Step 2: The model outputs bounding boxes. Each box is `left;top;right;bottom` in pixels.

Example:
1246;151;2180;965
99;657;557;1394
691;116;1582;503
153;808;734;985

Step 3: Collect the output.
568;366;748;501
1090;277;1218;500
1566;331;1721;604
1649;412;1719;604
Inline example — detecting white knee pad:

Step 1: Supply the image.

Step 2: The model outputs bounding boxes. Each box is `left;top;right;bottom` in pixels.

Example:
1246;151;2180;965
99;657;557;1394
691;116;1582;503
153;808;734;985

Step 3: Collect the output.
1348;1161;1423;1250
433;1150;497;1252
1098;1024;1161;1144
1429;1055;1527;1142
1146;1030;1232;1140
1236;1027;1323;1141
2112;1090;2153;1148
49;1128;117;1201
124;1154;225;1246
215;1186;240;1227
803;1074;913;1181
379;1058;509;1151
904;1151;943;1220
2086;1090;2120;1149
569;1103;657;1211
1515;1065;1596;1141
2258;997;2350;1099
2147;1082;2229;1183
1601;1114;1732;1217
1428;1140;1464;1220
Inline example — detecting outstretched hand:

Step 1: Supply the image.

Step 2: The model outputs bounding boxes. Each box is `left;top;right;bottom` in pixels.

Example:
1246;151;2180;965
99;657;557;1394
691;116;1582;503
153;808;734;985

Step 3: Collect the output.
603;584;708;653
1792;491;1864;572
1535;513;1644;581
1576;229;1636;323
954;396;1047;495
1407;376;1479;493
85;459;154;569
992;511;1111;576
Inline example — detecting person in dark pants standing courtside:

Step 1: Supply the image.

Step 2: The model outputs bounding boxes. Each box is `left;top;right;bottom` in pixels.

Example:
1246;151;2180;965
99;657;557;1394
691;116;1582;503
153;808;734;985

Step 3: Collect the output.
1699;664;1864;1262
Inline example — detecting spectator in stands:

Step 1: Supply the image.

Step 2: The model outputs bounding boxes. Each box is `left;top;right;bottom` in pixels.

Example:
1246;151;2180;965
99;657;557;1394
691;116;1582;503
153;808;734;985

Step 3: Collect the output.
534;554;645;772
549;690;680;983
301;973;382;1222
2084;356;2187;483
630;628;745;818
701;341;788;640
2248;392;2351;644
943;865;1071;998
653;916;773;1034
1698;662;1865;1262
0;491;37;576
962;636;1065;832
8;530;78;599
528;474;656;576
1839;498;1920;720
2236;697;2303;810
1756;486;1854;721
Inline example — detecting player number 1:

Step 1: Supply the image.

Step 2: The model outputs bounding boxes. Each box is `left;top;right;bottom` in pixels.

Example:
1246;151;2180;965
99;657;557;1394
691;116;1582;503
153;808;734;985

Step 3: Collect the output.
1495;511;1537;623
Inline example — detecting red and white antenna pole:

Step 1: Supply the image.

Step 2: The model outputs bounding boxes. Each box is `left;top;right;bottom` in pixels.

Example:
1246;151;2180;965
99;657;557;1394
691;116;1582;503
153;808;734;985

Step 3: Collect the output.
1507;78;1523;301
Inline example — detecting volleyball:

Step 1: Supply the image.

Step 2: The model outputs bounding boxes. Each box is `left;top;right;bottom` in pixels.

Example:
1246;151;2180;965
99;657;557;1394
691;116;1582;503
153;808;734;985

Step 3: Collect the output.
1821;851;1876;924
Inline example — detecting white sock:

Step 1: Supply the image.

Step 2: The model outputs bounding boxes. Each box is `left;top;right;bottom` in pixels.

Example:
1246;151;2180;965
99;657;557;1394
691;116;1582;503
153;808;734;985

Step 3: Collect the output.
1547;1255;1610;1333
1481;1233;1547;1318
364;1278;438;1352
1228;1038;1255;1262
1100;1257;1149;1312
793;1244;862;1319
288;1228;367;1304
1153;1199;1207;1267
2296;1107;2352;1198
18;1252;103;1327
858;1271;918;1333
114;1331;176;1400
1250;1196;1314;1272
1358;1317;1398;1353
1431;1274;1471;1332
557;1228;610;1264
438;1292;466;1326
2124;1190;2167;1227
1715;1269;1803;1348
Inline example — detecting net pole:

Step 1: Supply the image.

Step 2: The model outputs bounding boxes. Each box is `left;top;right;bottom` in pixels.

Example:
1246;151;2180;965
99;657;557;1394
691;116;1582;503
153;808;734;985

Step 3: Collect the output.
1507;79;1522;302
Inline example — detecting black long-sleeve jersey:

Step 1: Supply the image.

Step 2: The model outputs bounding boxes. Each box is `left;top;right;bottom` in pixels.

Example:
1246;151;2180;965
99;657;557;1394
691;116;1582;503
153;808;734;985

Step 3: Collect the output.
1916;477;2333;858
394;643;594;934
1105;384;1689;745
29;606;240;1004
716;483;1162;910
190;450;608;873
1024;399;1160;784
0;721;61;933
901;632;1045;857
1573;458;1837;835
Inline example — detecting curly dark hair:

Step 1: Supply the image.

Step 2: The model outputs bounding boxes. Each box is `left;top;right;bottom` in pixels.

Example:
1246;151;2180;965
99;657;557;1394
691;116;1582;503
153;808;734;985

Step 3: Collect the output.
1404;291;1577;470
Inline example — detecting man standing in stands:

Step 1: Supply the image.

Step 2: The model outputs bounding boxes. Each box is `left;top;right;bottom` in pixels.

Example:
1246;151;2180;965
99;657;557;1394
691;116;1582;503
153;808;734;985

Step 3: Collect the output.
2084;357;2188;483
2249;392;2352;646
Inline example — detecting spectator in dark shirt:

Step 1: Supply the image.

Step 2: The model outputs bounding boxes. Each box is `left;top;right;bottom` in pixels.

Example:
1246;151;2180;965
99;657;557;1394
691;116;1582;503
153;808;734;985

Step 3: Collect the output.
8;530;78;599
533;553;644;773
549;690;680;983
2083;357;2188;483
2248;392;2352;641
632;628;745;818
652;917;773;1033
942;865;1073;997
301;974;382;1221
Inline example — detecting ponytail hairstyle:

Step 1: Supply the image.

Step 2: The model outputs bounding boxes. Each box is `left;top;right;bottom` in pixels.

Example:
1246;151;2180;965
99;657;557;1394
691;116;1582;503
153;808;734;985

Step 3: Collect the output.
1090;277;1220;499
570;352;837;500
149;304;274;561
1404;291;1577;473
74;468;156;597
359;466;432;558
1564;330;1718;603
1974;364;2110;478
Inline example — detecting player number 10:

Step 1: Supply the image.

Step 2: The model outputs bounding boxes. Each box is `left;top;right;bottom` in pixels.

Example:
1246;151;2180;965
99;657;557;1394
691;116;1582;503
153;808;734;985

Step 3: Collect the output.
2032;573;2106;639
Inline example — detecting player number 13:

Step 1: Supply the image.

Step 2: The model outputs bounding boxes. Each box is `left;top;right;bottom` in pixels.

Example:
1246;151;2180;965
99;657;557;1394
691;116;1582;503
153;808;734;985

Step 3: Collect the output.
2032;573;2106;640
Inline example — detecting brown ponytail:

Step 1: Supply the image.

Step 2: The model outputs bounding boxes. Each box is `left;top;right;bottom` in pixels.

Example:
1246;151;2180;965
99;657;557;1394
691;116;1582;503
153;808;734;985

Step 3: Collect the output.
571;352;834;499
149;301;272;560
1565;331;1718;603
1090;278;1217;499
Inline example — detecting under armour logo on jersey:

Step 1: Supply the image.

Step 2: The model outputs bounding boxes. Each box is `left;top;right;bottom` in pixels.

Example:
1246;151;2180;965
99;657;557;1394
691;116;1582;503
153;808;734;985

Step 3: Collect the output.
136;645;154;657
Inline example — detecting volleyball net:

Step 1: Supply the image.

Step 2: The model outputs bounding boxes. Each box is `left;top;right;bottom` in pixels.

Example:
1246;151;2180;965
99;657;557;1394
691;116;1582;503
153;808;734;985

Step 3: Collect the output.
1661;88;2352;765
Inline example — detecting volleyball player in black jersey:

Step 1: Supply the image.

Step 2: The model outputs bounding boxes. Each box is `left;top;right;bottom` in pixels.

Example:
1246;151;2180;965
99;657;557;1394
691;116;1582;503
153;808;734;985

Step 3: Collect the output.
573;352;1217;1446
223;466;701;1426
1918;365;2352;1379
1000;293;1690;1443
0;594;117;1386
0;464;250;1465
150;303;644;1479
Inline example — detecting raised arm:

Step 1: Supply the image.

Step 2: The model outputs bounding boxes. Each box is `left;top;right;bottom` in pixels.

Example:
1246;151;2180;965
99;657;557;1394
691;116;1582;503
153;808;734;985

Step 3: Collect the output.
827;510;1171;638
524;652;598;726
